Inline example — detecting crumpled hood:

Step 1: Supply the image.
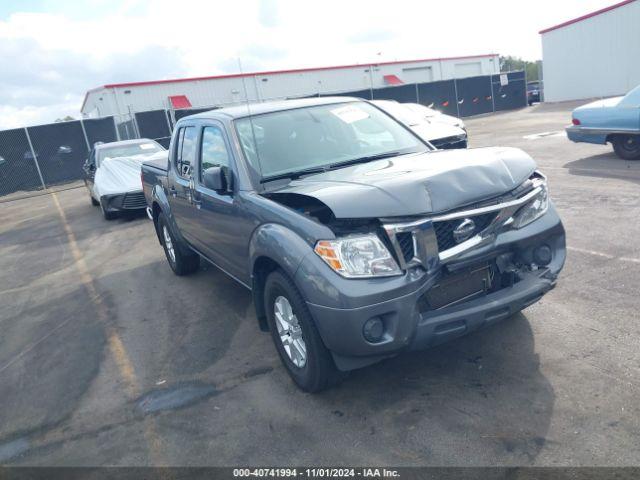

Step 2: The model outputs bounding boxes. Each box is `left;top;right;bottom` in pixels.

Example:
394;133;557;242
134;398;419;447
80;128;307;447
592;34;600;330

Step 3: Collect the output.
575;96;623;111
269;147;536;218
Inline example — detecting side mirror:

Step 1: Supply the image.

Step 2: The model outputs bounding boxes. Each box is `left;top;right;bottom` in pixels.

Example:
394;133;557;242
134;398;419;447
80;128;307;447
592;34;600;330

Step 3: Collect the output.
83;159;95;174
203;166;232;193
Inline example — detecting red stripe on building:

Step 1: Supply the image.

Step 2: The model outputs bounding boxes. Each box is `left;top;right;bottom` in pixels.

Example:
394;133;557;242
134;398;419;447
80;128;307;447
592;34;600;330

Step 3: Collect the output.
539;0;636;34
101;54;497;89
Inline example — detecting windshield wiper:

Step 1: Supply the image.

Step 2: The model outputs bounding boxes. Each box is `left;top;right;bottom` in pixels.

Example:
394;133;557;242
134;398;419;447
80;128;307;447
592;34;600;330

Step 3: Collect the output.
260;166;328;183
328;151;412;170
259;150;417;183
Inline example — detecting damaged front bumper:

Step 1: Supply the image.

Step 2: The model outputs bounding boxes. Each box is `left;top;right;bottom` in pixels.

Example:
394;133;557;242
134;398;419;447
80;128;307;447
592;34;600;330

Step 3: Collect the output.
296;203;565;371
100;190;148;212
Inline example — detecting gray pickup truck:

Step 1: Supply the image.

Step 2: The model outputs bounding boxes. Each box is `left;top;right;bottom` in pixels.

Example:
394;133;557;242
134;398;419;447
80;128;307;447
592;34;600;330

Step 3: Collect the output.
142;97;565;392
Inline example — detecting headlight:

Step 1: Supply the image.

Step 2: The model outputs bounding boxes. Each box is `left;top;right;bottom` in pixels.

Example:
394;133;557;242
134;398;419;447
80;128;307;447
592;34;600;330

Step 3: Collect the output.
512;180;549;228
314;234;402;278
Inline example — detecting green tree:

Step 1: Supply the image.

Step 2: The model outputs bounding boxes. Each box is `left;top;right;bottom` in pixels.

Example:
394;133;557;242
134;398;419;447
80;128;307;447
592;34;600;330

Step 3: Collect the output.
54;115;76;123
500;56;540;81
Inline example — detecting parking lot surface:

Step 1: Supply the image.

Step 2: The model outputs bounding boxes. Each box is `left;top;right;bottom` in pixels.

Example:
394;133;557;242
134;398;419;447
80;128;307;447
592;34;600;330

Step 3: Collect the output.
1;102;639;466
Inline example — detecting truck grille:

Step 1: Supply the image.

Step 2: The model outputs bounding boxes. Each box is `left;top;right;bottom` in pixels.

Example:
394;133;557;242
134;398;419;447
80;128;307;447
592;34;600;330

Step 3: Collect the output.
396;232;414;263
384;172;545;269
122;192;147;209
433;212;498;251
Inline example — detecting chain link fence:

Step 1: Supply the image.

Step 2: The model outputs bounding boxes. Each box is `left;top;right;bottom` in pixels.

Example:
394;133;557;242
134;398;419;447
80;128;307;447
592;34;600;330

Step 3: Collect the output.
0;71;526;201
0;117;118;201
0;128;45;199
311;71;527;118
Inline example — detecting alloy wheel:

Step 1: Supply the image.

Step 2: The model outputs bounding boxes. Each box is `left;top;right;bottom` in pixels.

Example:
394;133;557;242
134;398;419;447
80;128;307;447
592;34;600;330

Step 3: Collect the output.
274;295;307;368
163;225;176;264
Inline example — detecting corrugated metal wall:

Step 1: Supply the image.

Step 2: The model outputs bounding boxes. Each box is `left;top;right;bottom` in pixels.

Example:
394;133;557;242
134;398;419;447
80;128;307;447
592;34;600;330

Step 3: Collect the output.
541;0;640;102
83;56;499;117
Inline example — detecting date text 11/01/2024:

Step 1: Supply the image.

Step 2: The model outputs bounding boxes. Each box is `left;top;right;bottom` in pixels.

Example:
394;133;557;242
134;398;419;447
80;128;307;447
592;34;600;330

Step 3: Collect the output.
233;468;400;477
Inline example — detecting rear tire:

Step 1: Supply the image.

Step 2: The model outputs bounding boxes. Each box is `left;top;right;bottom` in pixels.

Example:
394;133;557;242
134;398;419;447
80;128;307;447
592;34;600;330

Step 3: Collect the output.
264;269;340;392
157;212;199;276
100;198;117;220
612;135;640;160
90;194;99;206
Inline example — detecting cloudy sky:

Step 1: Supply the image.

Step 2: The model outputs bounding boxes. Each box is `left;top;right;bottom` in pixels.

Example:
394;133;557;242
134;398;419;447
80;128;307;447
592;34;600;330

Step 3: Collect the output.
0;0;617;128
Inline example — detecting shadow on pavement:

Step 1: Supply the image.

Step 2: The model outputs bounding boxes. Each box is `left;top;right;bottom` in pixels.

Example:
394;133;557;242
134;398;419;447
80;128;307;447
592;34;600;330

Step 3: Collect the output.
318;312;556;464
0;257;251;455
565;153;640;185
0;284;107;446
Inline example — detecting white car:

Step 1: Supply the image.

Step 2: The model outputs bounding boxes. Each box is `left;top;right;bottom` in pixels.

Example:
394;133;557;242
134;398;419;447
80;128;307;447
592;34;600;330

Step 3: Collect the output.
83;139;166;220
403;102;466;131
372;100;467;150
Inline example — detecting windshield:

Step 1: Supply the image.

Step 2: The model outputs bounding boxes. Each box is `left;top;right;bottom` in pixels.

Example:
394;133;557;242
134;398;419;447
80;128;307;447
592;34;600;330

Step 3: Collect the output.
235;101;427;180
97;141;164;166
619;84;640;107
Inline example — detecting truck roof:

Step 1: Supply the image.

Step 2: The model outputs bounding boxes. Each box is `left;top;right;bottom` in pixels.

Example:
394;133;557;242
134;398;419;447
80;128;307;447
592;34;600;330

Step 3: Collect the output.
185;96;361;121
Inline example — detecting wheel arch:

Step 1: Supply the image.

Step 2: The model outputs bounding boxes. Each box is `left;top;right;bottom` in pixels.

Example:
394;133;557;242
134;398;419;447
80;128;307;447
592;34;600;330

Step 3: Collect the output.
150;184;190;251
151;201;163;244
606;132;640;143
249;223;314;332
609;133;640;160
252;256;282;332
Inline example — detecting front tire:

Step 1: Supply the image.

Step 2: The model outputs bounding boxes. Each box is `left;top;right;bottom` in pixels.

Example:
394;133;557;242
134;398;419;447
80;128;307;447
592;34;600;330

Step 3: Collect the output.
264;269;340;392
157;212;199;276
612;135;640;160
90;193;99;206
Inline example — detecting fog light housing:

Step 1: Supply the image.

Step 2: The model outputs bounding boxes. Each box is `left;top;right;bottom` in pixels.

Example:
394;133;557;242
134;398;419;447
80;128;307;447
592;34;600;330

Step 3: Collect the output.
533;245;552;266
363;317;384;343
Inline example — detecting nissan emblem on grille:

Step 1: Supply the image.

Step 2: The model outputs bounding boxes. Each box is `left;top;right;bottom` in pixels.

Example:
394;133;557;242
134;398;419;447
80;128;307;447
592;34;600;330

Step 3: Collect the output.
453;218;476;243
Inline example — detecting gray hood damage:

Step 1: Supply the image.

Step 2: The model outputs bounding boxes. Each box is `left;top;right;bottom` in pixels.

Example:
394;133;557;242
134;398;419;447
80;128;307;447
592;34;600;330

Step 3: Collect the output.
268;147;536;218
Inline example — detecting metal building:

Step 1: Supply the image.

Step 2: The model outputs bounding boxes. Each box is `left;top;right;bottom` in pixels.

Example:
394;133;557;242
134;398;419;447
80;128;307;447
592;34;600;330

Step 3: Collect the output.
540;0;640;102
81;54;499;118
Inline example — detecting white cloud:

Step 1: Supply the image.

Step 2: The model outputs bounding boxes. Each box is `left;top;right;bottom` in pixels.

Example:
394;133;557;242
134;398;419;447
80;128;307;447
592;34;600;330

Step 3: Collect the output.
0;0;621;127
0;102;81;130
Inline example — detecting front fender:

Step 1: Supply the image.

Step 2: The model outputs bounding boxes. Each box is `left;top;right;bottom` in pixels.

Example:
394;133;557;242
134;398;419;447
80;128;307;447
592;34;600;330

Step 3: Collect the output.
248;223;312;281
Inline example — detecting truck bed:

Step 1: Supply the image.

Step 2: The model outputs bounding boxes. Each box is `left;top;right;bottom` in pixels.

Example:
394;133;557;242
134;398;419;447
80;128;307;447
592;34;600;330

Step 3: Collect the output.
143;155;169;173
141;156;169;208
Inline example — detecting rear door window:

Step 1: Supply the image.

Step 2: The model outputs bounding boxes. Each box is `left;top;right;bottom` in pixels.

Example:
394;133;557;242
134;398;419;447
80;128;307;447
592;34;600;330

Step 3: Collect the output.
176;126;197;178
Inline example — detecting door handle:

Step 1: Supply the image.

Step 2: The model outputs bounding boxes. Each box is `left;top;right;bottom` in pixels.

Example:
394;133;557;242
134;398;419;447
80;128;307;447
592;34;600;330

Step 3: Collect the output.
168;186;177;197
191;191;202;208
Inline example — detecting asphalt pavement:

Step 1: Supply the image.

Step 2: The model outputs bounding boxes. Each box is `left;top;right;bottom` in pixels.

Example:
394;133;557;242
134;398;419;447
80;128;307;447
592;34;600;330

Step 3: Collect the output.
1;102;639;466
